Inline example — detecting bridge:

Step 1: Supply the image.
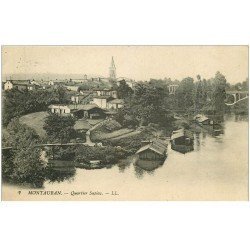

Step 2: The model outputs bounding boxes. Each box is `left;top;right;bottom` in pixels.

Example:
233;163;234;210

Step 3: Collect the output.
225;90;248;106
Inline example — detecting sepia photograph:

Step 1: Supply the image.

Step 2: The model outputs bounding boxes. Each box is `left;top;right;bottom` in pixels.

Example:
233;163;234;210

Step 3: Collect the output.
1;45;249;201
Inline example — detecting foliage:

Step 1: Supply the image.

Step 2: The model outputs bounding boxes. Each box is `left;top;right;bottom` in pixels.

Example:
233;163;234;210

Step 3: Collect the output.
75;145;126;164
52;146;76;160
2;88;67;127
2;120;46;187
43;114;77;143
115;80;134;99
11;146;46;188
5;118;41;148
116;84;174;128
175;77;195;111
211;71;227;114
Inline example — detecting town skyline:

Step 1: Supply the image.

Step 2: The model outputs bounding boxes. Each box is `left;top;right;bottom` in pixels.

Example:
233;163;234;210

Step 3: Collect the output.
2;46;248;84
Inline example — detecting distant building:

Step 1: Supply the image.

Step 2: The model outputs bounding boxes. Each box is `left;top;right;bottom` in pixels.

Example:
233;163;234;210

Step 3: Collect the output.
194;114;211;125
71;94;89;104
48;104;105;119
4;80;38;91
168;84;178;95
92;96;113;109
39;83;53;90
66;85;80;92
48;80;55;86
72;104;106;119
136;139;168;161
48;104;72;115
170;129;194;153
95;89;118;98
109;56;116;81
107;99;124;110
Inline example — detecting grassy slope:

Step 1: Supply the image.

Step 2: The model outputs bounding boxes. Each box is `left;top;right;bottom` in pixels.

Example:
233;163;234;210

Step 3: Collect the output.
231;98;248;114
91;128;134;141
19;111;48;138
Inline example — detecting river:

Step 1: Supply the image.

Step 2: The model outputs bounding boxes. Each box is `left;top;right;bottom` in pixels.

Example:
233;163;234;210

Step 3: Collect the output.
2;114;248;201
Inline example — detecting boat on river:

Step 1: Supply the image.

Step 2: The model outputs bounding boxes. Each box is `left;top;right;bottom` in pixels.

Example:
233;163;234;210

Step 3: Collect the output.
193;114;224;136
170;129;194;154
135;139;168;170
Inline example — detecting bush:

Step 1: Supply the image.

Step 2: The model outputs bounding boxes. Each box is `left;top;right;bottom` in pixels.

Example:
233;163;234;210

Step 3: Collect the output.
75;145;126;164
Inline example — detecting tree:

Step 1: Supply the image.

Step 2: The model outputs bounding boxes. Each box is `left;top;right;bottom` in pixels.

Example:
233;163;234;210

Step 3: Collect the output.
116;84;174;128
43;114;76;143
12;146;46;188
211;71;227;114
116;80;133;99
2;88;64;127
195;75;203;112
175;77;195;112
2;119;46;187
56;86;68;103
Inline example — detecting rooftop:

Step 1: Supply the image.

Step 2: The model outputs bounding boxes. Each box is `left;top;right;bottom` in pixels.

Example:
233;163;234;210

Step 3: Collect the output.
93;96;113;99
49;104;99;111
108;99;124;104
69;104;99;110
136;139;167;156
171;129;194;140
194;114;210;123
8;80;31;85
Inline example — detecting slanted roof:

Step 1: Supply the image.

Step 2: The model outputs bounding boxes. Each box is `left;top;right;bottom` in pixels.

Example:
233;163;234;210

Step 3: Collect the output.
136;139;167;156
70;104;100;111
171;129;194;140
80;104;99;111
108;99;124;104
104;120;122;131
151;138;168;148
194;114;202;119
195;115;210;123
10;80;31;85
93;96;113;99
66;85;79;90
48;104;70;109
70;93;89;99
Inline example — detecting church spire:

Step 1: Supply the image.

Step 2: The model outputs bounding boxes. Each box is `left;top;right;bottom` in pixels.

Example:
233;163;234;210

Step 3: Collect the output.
109;56;116;81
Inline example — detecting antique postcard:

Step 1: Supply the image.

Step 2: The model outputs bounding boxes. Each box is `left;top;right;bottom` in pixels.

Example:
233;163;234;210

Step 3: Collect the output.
1;45;248;201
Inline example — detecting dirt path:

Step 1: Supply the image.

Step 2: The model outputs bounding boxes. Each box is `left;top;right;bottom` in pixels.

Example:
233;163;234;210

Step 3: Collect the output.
84;120;106;146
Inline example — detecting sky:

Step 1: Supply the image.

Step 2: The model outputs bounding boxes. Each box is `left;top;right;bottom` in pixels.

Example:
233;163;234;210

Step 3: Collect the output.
2;46;248;84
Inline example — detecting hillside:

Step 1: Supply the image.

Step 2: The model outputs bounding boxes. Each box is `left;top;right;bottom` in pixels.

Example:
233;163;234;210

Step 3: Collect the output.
19;111;48;138
231;98;248;114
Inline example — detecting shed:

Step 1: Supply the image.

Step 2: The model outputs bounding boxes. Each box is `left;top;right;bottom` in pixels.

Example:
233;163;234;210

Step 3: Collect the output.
71;104;106;119
136;139;168;161
171;129;194;145
170;129;194;153
194;114;211;125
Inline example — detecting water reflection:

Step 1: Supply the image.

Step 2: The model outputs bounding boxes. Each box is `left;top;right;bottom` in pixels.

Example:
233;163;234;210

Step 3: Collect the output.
117;156;135;173
134;165;156;179
45;166;76;183
171;144;194;154
135;158;164;170
235;114;249;122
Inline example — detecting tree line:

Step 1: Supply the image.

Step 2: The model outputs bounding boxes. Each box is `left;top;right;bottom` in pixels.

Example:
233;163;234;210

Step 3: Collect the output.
2;86;69;127
115;72;248;129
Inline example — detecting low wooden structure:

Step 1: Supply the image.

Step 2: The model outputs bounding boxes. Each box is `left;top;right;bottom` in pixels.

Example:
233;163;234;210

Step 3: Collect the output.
194;114;211;125
136;139;168;161
170;129;194;153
